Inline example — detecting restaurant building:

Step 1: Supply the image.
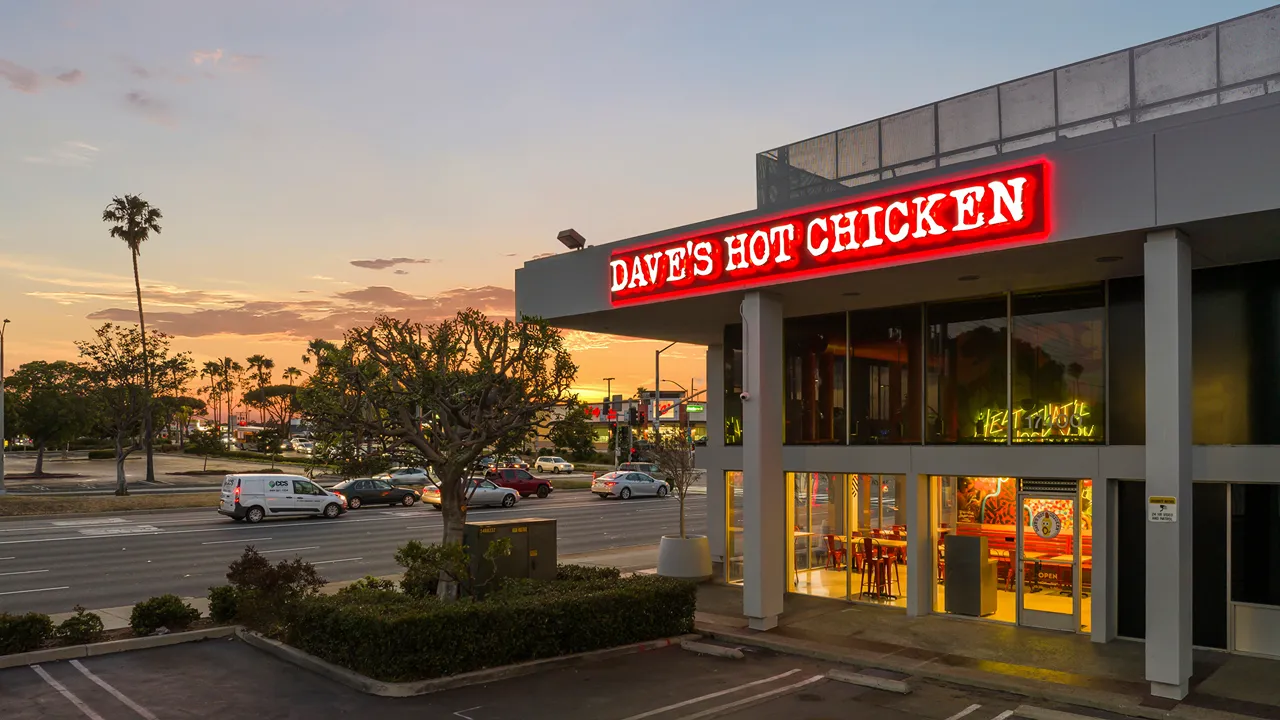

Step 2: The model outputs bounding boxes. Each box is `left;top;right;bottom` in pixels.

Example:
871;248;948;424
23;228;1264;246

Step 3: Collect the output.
515;7;1280;700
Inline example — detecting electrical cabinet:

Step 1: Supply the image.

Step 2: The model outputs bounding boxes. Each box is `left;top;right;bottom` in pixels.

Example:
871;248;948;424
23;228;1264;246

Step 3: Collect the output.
464;517;557;593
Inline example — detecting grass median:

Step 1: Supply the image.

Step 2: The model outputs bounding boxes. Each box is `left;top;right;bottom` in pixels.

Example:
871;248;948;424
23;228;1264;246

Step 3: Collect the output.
0;493;220;517
550;478;592;490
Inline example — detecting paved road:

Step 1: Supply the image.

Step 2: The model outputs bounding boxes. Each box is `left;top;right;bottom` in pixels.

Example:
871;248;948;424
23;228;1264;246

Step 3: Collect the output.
0;492;707;615
0;639;1087;720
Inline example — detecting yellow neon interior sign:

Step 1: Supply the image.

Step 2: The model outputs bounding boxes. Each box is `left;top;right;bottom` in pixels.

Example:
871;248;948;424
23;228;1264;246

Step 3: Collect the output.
976;399;1096;440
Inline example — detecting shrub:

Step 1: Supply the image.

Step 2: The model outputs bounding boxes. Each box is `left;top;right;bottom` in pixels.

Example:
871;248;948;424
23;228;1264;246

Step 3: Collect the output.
130;594;200;635
207;585;240;624
55;606;105;645
396;539;511;600
0;612;54;654
555;564;621;583
225;547;324;631
87;449;116;460
285;574;696;683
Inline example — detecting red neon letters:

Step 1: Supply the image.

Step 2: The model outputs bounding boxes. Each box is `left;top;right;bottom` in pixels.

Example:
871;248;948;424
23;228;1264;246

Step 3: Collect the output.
609;161;1049;305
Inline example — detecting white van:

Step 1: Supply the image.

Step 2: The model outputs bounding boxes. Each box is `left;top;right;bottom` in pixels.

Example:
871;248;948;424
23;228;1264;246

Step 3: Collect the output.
218;474;347;524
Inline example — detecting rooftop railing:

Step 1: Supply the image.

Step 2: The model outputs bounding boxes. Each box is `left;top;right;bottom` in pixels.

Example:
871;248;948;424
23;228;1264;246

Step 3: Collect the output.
757;6;1280;209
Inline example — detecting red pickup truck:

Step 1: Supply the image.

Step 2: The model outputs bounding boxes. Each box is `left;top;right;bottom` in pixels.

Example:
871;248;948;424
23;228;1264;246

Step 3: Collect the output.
485;468;553;499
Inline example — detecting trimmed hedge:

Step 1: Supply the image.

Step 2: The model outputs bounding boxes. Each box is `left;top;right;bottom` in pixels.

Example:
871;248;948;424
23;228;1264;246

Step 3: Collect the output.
87;450;116;460
284;574;696;683
0;612;54;654
130;594;200;635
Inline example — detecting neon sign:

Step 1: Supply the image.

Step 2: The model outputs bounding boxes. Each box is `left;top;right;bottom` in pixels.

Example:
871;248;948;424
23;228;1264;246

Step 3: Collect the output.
976;399;1097;440
609;161;1049;306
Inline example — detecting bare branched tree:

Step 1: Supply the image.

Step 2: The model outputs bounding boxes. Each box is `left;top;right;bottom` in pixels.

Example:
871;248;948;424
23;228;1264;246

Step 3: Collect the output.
647;433;699;539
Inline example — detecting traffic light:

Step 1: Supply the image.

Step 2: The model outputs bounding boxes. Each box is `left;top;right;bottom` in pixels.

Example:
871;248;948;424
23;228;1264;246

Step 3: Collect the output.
639;408;647;425
627;407;638;426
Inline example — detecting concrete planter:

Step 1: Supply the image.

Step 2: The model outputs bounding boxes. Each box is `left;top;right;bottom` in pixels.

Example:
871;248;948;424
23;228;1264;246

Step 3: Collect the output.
657;535;712;580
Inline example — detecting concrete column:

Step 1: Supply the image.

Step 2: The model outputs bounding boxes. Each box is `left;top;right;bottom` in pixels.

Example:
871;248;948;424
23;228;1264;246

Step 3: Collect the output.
706;344;726;564
1143;229;1193;700
1092;476;1118;643
742;291;784;630
904;467;931;617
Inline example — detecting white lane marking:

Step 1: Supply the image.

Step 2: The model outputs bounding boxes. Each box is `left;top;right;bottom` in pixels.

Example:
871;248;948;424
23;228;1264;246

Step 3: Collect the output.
202;537;271;545
405;525;438;530
261;546;319;554
78;525;162;536
0;569;49;577
945;704;983;720
619;669;803;720
453;707;481;719
70;659;159;720
0;556;16;560
672;675;826;720
51;518;130;527
313;557;362;565
32;664;106;720
0;497;709;546
992;711;1015;720
0;585;69;596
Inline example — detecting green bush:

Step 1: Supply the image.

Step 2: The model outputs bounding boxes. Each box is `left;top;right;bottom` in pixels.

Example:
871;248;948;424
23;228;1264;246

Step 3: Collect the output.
285;574;696;683
87;449;116;460
129;594;200;635
207;585;240;624
225;547;324;631
396;539;512;600
0;612;54;654
555;564;621;582
55;606;105;645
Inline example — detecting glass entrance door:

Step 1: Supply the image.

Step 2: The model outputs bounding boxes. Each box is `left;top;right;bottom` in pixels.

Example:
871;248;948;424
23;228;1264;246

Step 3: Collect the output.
1017;494;1079;631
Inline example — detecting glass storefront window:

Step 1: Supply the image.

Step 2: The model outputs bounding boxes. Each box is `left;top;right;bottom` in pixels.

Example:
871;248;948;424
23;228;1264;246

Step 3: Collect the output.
784;314;847;445
933;476;1017;622
787;472;907;608
1011;286;1105;443
726;471;744;584
850;306;922;444
926;297;1008;443
724;325;743;446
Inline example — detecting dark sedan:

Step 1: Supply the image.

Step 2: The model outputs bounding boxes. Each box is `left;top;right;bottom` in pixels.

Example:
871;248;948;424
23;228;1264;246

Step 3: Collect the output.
330;478;418;510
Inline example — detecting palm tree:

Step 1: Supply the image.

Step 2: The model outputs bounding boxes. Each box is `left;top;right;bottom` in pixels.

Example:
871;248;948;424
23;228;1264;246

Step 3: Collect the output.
103;195;163;483
200;360;223;428
246;354;275;423
282;367;302;385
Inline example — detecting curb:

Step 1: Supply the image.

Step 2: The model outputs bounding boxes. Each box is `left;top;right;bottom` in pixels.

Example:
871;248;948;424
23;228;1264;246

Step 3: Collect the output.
695;625;1261;720
680;639;745;659
238;629;701;697
0;626;236;670
827;668;911;694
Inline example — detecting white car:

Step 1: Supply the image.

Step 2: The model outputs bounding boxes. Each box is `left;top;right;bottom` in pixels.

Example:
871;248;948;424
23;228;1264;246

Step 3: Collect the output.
592;471;669;500
534;456;574;474
422;478;519;509
381;467;431;484
218;474;347;523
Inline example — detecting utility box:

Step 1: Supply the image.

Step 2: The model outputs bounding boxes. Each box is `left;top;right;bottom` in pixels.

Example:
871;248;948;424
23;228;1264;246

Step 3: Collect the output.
944;534;997;617
464;517;557;592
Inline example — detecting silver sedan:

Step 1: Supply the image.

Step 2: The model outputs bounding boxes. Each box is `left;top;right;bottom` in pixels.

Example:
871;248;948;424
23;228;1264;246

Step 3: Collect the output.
422;479;519;509
592;471;669;500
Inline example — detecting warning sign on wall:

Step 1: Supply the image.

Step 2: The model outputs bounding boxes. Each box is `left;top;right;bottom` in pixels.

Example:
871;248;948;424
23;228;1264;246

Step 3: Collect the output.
1148;496;1177;523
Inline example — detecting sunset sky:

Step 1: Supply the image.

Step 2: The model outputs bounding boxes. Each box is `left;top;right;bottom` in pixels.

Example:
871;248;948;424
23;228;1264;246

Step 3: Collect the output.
0;0;1264;404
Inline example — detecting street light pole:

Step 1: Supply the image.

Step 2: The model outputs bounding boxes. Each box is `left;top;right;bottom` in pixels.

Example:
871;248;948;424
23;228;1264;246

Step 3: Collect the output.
0;319;9;495
655;341;676;442
603;376;616;466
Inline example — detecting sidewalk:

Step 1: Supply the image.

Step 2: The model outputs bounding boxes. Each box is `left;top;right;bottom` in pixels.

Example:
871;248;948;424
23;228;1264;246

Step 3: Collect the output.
55;544;663;632
695;584;1280;720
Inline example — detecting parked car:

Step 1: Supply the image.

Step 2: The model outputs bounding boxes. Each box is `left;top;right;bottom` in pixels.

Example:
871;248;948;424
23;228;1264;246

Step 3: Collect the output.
379;467;432;486
486;467;553;498
218;474;346;523
592;471;669;500
487;455;529;471
330;478;418;509
421;478;518;509
534;456;574;474
617;462;670;485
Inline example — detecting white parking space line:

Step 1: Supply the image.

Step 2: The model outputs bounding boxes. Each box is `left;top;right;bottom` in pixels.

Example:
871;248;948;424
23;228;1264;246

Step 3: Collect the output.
0;585;69;596
991;711;1015;720
673;675;826;720
261;546;319;554
944;704;983;720
619;669;803;720
202;537;271;545
313;557;362;565
0;569;49;577
31;664;106;720
70;659;159;720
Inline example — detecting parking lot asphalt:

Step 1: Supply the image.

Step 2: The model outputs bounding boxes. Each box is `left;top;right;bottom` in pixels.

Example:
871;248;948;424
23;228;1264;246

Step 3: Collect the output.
0;637;1089;720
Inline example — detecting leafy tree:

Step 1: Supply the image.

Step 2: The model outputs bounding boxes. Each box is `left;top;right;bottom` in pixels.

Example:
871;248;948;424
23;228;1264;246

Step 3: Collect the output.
549;398;596;460
78;324;192;495
102;194;163;484
299;310;575;599
187;429;223;471
8;361;90;475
